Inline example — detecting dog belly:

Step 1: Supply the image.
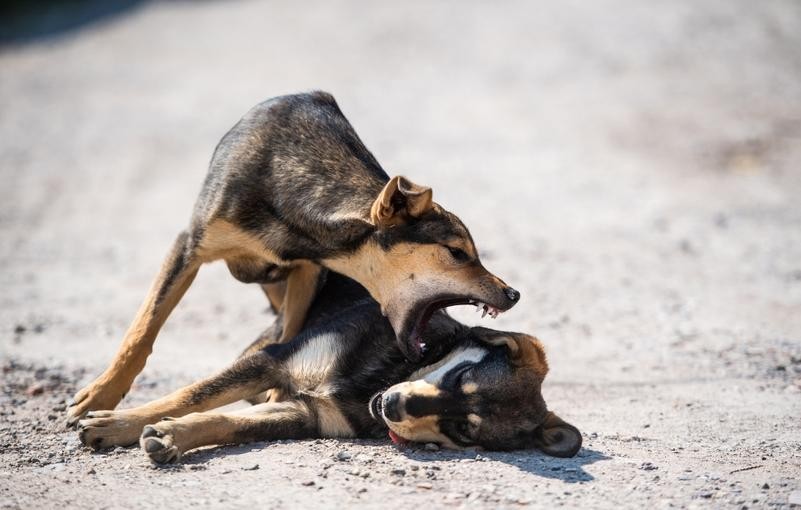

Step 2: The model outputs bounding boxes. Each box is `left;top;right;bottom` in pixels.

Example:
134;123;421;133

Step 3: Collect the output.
226;258;291;284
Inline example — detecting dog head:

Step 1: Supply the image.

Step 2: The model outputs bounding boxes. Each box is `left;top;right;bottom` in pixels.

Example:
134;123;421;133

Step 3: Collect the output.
369;328;582;457
334;175;521;361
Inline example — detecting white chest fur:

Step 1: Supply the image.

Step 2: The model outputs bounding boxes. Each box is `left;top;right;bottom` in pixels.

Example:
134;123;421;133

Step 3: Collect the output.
286;333;342;388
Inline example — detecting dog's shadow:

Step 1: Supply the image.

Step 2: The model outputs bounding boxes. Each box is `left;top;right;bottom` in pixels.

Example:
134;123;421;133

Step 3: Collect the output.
396;444;609;483
173;439;608;483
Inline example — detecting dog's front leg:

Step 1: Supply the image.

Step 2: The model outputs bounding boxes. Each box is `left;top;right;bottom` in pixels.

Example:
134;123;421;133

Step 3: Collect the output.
139;401;315;464
278;261;323;341
66;231;201;427
77;350;286;449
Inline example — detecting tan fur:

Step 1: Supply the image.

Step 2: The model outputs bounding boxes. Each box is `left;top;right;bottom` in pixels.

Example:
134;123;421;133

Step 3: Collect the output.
327;240;498;328
67;234;201;422
474;332;549;379
261;281;287;312
197;220;283;263
370;176;433;226
278;262;323;341
78;368;272;448
199;220;322;341
72;219;323;427
462;382;479;394
140;402;311;462
515;335;549;378
315;398;355;437
384;414;459;449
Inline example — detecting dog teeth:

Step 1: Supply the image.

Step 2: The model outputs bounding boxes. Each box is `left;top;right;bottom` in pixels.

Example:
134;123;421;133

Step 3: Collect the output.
474;302;502;319
474;302;501;319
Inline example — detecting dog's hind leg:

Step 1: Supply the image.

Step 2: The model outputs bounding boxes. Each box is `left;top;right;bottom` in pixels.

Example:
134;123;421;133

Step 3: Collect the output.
139;401;316;464
77;350;287;449
66;231;201;427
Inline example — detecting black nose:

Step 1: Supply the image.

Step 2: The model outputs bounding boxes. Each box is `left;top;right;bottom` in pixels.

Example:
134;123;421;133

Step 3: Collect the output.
383;393;403;422
504;287;520;303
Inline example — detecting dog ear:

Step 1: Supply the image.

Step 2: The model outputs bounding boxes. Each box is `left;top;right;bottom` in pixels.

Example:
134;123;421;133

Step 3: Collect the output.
472;327;519;354
532;411;582;458
472;328;548;377
370;176;433;226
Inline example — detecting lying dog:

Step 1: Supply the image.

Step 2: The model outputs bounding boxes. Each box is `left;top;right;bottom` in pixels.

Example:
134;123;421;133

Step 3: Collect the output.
77;272;581;461
67;91;520;427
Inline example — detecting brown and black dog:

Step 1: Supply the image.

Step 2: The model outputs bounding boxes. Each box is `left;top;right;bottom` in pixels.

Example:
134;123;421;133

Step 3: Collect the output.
76;272;581;461
66;92;520;427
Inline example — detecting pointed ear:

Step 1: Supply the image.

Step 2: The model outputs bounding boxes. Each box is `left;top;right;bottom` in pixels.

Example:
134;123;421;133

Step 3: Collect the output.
370;176;433;227
472;328;548;377
532;412;582;458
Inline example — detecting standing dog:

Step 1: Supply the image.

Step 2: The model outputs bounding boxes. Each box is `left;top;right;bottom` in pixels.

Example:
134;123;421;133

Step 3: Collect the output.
66;92;520;426
77;272;581;461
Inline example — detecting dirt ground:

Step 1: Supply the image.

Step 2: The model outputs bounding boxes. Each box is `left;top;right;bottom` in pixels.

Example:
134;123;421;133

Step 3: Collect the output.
1;0;800;508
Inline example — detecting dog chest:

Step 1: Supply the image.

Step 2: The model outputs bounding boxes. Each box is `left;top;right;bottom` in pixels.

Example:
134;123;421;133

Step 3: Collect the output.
286;332;342;387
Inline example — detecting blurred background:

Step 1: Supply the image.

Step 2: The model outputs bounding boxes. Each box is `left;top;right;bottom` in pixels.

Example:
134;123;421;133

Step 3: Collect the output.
1;0;800;505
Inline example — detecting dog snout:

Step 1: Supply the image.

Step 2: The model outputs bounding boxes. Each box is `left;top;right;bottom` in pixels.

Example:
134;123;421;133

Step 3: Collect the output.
504;287;520;303
382;392;403;422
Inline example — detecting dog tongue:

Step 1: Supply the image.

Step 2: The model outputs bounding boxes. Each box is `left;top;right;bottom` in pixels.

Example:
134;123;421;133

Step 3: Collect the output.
388;430;409;445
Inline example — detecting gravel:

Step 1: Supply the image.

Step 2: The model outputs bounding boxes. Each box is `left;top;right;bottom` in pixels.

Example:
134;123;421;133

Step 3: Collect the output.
1;0;801;508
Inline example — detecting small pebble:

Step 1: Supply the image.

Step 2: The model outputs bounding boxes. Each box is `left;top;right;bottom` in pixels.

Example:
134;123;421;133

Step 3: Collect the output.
25;384;45;397
242;464;259;471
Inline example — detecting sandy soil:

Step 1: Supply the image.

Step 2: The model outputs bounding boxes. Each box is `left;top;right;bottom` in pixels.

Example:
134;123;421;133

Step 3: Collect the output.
1;0;800;508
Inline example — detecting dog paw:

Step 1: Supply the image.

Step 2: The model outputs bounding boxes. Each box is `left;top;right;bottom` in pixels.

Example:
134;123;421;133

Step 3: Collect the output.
66;381;125;429
140;423;182;464
77;410;147;450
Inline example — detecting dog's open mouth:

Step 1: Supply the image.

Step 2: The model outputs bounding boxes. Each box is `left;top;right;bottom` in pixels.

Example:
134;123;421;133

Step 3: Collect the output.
405;297;504;359
369;392;384;421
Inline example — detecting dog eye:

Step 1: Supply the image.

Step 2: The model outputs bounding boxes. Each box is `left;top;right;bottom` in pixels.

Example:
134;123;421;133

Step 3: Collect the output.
446;246;470;262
